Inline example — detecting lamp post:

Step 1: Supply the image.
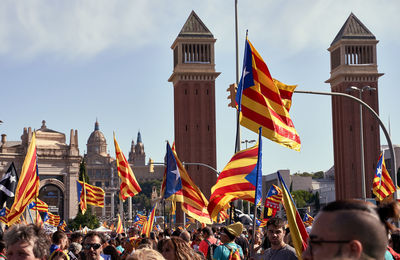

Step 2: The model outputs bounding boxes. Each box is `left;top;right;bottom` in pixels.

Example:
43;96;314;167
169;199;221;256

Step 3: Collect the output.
346;86;376;201
295;89;396;201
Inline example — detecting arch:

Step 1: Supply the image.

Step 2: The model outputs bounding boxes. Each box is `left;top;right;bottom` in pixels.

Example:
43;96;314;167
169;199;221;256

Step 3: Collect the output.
39;179;65;219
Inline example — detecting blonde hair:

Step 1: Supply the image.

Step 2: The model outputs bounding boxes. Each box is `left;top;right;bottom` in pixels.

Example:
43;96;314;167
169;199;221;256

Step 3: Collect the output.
127;248;165;260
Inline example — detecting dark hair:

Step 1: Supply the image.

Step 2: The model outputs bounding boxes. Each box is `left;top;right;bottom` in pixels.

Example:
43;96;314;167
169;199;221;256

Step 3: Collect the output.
70;232;83;243
201;227;213;237
103;245;121;260
49;250;69;260
321;199;397;259
52;230;67;244
266;217;286;230
4;224;50;259
83;231;106;244
0;240;5;252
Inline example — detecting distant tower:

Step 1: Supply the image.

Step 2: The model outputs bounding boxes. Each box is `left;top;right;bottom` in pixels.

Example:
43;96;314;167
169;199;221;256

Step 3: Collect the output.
168;11;220;200
326;13;382;199
131;132;146;166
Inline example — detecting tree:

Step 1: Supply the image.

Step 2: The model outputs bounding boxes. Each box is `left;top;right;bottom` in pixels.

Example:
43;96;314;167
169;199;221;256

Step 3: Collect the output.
291;190;314;208
68;209;100;230
131;180;161;212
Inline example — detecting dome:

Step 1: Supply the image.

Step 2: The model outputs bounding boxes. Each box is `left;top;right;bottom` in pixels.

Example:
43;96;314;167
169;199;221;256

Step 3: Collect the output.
86;120;107;156
87;130;106;144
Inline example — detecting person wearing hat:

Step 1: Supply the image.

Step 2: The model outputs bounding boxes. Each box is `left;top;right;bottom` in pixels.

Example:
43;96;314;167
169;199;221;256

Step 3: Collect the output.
213;222;244;260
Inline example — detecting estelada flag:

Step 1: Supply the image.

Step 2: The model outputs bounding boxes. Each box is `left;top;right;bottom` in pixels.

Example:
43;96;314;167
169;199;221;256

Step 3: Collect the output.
236;38;300;151
373;152;396;201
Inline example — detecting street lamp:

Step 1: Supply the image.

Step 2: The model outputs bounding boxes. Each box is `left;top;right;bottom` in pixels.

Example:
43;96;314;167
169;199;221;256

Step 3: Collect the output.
241;139;256;149
346;86;376;201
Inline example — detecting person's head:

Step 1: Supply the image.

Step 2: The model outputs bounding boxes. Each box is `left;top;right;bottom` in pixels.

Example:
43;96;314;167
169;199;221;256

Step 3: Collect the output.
49;250;68;260
138;238;153;249
266;217;286;248
161;237;200;260
179;231;190;244
201;227;213;239
52;231;68;250
82;231;106;260
220;222;243;244
302;199;394;260
103;245;121;260
127;248;165;260
4;224;50;260
70;232;83;244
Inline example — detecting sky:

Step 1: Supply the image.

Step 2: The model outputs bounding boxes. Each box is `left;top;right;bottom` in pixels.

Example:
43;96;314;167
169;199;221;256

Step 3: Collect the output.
0;0;399;175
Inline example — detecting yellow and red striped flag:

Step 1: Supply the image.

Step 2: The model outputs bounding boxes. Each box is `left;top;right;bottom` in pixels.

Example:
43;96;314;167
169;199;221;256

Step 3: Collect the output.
161;143;212;224
45;212;60;226
277;171;308;259
59;220;67;231
8;132;40;226
208;138;262;222
116;214;123;234
236;38;300;151
114;134;142;201
373;153;396;201
78;181;87;214
34;209;43;227
77;181;104;207
141;204;157;237
218;209;229;223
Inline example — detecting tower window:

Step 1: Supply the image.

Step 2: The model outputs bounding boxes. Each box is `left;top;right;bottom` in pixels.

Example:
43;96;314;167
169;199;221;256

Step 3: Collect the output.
195;89;198;95
185;125;188;132
206;89;209;95
345;45;374;65
182;44;211;64
185;89;187;95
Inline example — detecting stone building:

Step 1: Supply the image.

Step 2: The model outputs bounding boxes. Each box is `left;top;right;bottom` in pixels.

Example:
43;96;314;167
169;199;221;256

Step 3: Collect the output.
0;120;80;221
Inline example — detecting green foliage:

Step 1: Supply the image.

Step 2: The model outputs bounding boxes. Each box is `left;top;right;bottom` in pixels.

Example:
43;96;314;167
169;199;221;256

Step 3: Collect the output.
131;180;161;212
291;190;315;208
68;207;100;230
294;171;324;179
312;171;324;179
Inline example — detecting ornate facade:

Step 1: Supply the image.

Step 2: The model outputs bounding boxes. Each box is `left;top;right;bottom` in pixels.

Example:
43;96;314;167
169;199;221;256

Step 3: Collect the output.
0;120;80;221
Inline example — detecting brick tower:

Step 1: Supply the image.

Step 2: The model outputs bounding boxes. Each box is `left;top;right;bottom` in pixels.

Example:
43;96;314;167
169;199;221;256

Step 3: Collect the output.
168;11;220;222
326;13;383;200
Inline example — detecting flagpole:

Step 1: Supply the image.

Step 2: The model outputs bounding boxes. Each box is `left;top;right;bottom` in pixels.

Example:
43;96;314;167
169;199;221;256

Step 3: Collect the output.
250;128;263;256
163;199;166;231
230;0;241;225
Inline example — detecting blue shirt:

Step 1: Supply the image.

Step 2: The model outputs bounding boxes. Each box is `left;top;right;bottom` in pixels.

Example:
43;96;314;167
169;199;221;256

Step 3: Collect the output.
213;242;243;260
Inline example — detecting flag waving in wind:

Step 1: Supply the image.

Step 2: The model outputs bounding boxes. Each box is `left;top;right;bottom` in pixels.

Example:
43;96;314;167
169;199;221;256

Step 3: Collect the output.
373;153;395;201
0;162;18;208
263;184;282;217
236;38;300;151
114;134;141;201
208;128;263;222
8;132;40;226
116;214;123;234
277;171;308;259
141;204;157;237
161;142;212;224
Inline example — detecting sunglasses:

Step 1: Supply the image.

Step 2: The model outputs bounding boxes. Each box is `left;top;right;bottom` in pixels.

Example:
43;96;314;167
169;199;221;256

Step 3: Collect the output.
83;243;102;250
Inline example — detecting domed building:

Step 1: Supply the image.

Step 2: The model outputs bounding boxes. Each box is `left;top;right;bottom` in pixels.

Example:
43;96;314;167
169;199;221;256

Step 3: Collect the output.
85;120;120;219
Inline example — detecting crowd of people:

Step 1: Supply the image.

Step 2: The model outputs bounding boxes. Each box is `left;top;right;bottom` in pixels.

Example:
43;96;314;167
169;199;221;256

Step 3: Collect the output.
0;199;399;260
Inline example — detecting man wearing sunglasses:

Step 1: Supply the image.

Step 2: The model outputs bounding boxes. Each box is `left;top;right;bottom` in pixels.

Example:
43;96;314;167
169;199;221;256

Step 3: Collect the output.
302;200;389;260
82;231;108;260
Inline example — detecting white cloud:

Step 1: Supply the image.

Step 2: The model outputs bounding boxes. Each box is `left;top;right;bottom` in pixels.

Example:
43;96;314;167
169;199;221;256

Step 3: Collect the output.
0;0;398;61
